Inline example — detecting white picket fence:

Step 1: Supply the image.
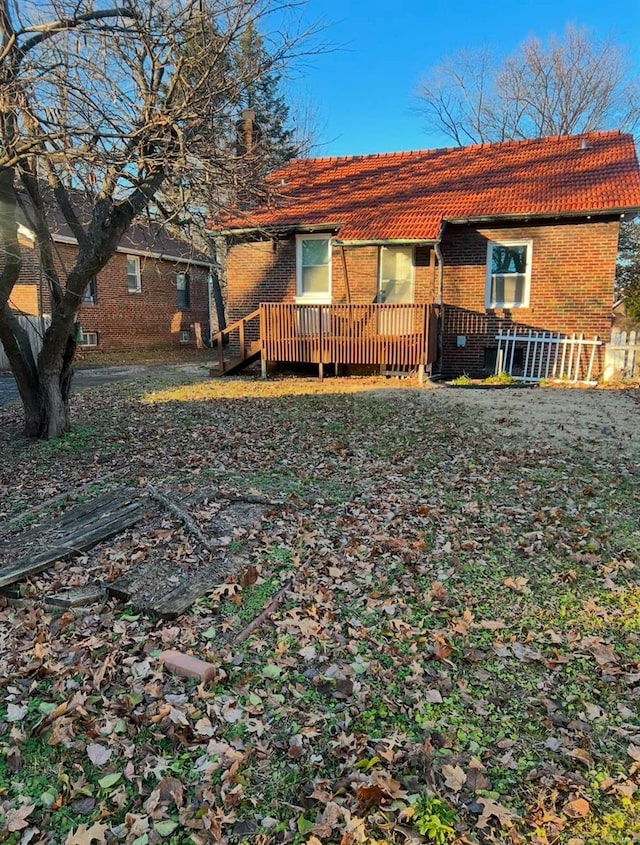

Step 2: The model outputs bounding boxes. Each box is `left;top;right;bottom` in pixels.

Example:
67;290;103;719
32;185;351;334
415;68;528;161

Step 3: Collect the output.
603;330;640;382
0;315;50;371
495;329;602;385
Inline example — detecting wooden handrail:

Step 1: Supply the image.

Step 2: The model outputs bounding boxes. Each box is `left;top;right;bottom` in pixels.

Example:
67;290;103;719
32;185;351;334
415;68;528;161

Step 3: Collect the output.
212;308;261;374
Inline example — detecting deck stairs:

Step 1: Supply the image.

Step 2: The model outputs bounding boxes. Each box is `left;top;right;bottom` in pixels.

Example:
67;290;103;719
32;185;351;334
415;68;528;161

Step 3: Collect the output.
209;308;262;377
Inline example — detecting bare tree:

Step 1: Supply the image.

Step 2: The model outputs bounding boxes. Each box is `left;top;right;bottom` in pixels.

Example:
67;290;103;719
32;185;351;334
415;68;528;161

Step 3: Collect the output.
0;0;314;439
417;25;640;146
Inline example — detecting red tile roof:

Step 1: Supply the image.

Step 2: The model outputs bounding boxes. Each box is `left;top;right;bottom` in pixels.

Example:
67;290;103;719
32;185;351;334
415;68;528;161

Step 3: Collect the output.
220;131;640;242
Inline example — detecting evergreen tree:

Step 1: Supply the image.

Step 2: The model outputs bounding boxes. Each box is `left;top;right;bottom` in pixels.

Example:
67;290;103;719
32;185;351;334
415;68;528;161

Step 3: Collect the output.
617;220;640;324
234;21;299;174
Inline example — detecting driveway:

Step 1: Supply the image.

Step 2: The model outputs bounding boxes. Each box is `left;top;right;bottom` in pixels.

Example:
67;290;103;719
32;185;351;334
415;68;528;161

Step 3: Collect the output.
0;363;209;407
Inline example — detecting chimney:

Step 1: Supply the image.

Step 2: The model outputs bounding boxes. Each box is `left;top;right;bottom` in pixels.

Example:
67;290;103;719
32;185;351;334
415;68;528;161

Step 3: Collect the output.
236;108;260;156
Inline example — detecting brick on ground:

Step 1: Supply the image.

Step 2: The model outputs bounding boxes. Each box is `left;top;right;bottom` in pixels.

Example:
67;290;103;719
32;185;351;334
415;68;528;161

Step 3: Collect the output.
159;649;217;683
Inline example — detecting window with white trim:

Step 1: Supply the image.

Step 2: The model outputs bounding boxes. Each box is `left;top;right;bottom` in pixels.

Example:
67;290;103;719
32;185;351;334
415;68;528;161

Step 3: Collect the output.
79;330;98;347
176;271;190;309
82;277;97;304
379;246;414;303
296;235;331;302
486;241;532;309
126;255;141;293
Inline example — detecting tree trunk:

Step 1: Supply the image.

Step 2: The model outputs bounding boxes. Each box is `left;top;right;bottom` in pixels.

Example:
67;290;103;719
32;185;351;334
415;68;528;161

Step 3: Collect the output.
37;325;77;439
211;269;226;332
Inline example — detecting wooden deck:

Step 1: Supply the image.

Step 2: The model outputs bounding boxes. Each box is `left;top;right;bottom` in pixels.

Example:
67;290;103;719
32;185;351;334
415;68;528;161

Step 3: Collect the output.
213;303;439;378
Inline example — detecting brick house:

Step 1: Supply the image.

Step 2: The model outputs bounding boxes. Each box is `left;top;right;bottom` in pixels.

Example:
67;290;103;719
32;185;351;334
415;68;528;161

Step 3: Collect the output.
214;131;640;379
11;215;216;354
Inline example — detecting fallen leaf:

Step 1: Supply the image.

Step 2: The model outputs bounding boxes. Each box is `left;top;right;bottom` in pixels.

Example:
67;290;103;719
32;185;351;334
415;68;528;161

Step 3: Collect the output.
563;798;590;819
154;820;179;837
568;748;593;768
356;784;382;810
86;743;112;766
6;703;27;722
627;744;640;762
5;803;36;832
442;763;466;792
476;798;519;829
423;689;443;704
98;772;122;789
64;821;108;845
503;576;529;593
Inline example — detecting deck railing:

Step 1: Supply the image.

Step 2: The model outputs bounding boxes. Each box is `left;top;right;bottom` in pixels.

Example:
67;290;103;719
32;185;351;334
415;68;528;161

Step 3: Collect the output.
260;303;436;372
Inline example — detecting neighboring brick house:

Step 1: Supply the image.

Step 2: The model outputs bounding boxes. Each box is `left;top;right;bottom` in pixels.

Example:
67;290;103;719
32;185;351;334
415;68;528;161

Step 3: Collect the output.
215;131;640;378
11;214;216;354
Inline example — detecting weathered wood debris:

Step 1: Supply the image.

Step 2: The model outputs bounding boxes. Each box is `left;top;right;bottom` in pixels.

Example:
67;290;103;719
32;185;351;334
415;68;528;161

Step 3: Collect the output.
0;486;280;617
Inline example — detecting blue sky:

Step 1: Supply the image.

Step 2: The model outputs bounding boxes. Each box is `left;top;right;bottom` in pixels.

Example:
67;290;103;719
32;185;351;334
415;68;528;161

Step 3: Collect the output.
281;0;640;157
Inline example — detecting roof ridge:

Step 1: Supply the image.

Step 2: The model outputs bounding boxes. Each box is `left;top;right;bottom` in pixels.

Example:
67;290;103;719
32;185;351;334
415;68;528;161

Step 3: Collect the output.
281;130;627;168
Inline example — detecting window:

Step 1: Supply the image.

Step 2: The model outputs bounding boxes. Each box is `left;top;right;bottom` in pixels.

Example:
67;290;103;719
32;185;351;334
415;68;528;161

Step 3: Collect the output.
379;246;414;303
296;235;331;302
126;255;141;293
179;329;191;344
79;330;98;347
176;272;190;309
486;241;532;309
82;278;97;304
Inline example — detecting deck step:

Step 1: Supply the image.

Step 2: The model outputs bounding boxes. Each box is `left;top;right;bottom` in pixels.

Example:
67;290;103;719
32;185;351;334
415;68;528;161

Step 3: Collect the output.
210;349;260;377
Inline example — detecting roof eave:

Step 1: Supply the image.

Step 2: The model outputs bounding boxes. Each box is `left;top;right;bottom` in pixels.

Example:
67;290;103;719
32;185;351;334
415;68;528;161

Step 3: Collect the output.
51;234;217;269
334;238;439;246
213;221;345;238
444;207;640;225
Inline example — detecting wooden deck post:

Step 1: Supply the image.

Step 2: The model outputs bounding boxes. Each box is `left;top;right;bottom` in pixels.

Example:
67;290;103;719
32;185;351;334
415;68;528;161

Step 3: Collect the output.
217;333;225;374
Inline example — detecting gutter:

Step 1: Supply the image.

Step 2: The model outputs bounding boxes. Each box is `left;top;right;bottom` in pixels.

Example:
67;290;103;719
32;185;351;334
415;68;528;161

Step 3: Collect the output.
443;208;640;225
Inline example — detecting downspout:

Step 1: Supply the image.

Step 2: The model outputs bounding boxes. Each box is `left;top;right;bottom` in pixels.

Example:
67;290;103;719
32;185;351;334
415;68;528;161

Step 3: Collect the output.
340;245;351;304
207;271;213;346
433;231;445;376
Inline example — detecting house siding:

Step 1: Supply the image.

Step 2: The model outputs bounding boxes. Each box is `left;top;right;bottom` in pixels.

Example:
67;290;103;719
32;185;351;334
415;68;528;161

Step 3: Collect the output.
9;243;211;353
440;219;619;377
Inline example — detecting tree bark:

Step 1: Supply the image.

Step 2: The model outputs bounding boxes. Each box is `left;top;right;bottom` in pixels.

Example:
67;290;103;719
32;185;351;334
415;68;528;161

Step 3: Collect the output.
0;305;42;435
37;311;78;439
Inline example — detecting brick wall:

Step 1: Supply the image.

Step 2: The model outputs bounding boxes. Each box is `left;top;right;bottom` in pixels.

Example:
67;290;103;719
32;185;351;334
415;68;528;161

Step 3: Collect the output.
225;220;618;378
227;238;438;319
9;243;211;352
440;219;619;377
8;248;41;315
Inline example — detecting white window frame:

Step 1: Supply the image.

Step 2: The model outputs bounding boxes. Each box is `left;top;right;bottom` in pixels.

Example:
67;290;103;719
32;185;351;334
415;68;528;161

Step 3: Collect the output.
176;271;190;310
486;240;532;309
179;329;191;344
295;234;332;303
126;255;141;293
82;277;97;305
79;330;98;347
378;245;415;303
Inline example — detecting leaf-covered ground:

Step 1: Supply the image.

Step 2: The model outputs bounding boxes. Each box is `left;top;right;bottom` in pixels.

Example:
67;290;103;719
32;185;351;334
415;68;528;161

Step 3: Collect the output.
0;372;639;845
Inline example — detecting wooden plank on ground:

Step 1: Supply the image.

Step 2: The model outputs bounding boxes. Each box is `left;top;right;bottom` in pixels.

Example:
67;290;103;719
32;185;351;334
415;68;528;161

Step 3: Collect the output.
0;488;137;550
0;498;148;588
45;586;105;608
151;563;233;618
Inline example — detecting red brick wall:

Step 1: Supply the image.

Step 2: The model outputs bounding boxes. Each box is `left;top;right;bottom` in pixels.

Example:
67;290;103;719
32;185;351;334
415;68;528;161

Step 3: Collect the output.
227;238;296;325
9;243;211;352
226;220;618;377
7;247;41;315
440;219;619;377
227;238;438;320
